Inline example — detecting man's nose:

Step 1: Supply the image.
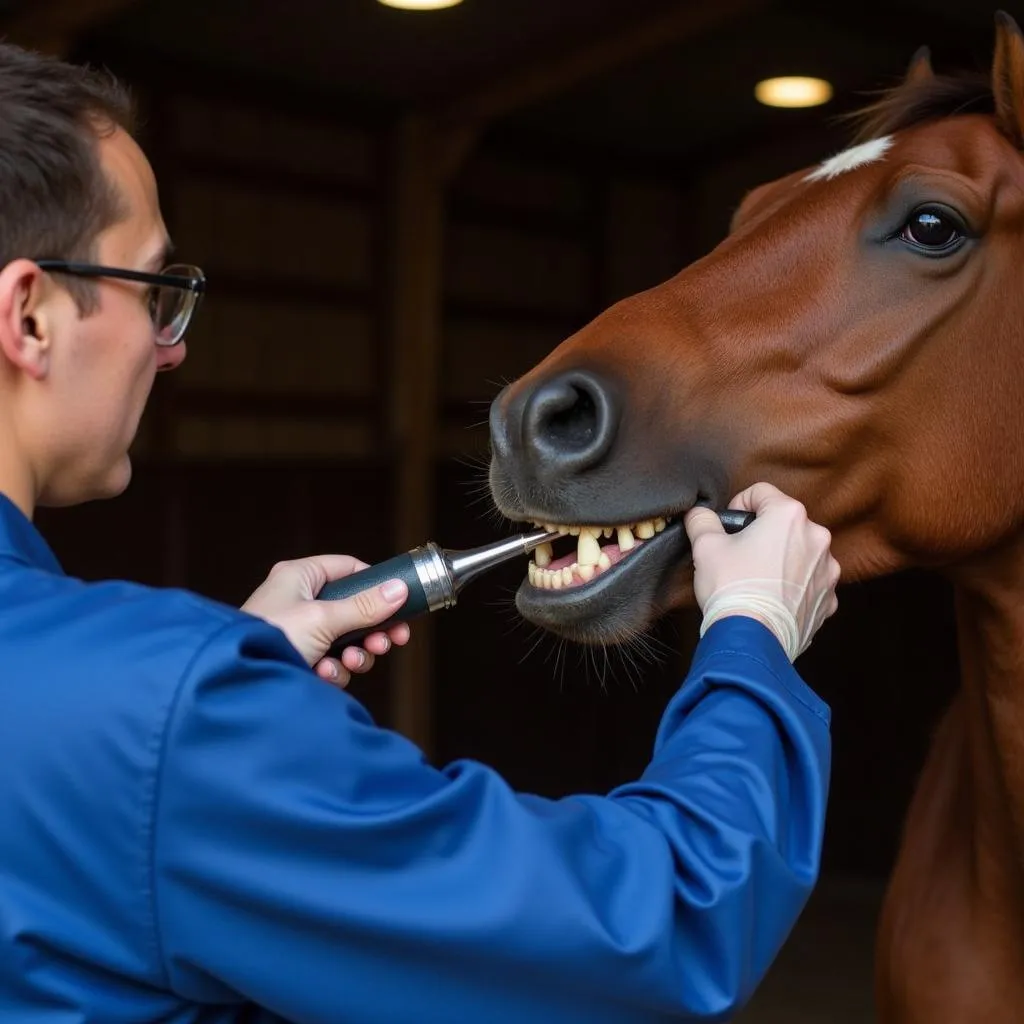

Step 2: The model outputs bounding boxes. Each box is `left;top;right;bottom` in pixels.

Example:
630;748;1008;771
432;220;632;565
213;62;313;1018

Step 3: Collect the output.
156;342;187;372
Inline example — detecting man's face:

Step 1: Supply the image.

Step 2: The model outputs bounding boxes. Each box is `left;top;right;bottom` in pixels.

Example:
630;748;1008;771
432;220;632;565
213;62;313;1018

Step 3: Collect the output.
37;127;186;506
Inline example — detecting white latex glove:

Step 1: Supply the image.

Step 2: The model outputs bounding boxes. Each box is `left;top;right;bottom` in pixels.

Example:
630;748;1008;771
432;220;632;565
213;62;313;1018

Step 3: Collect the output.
683;483;841;661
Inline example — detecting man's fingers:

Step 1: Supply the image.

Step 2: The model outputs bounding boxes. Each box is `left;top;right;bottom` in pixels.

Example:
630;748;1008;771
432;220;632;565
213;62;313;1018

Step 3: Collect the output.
387;623;411;646
313;644;380;689
364;624;410;650
727;481;791;515
362;632;391;655
314;657;349;687
684;505;726;545
341;647;375;674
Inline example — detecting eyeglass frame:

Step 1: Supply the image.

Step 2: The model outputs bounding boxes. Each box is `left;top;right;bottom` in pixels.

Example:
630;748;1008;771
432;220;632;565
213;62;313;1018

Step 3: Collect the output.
33;259;206;347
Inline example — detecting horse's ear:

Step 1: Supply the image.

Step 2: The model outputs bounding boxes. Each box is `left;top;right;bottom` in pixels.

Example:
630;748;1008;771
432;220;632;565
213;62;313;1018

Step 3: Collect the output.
904;45;934;86
993;10;1024;148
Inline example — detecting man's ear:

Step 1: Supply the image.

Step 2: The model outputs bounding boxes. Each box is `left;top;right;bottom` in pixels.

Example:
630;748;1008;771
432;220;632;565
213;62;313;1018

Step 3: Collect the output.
0;259;54;381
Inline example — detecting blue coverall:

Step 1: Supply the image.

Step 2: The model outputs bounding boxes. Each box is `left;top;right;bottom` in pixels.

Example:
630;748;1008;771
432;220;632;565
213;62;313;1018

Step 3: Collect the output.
0;493;830;1022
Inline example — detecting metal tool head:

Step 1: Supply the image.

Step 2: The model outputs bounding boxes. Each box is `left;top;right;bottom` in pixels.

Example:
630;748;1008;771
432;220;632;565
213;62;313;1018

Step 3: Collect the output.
519;527;563;552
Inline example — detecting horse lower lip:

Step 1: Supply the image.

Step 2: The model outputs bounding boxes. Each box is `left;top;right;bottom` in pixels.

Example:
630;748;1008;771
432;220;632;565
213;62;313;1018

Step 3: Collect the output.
515;520;690;640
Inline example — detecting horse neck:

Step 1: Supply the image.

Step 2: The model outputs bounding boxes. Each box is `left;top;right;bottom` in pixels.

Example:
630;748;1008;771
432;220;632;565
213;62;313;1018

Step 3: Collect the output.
948;534;1024;900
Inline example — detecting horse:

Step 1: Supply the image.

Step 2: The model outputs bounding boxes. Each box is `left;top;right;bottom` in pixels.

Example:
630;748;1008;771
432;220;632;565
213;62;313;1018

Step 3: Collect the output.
487;10;1024;1022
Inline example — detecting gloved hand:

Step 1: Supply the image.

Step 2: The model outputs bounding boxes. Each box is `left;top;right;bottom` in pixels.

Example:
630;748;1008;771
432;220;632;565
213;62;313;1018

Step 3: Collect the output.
683;483;840;661
242;555;411;687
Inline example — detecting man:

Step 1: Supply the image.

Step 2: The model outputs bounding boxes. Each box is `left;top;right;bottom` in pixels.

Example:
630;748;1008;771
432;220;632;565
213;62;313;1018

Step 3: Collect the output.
0;42;840;1023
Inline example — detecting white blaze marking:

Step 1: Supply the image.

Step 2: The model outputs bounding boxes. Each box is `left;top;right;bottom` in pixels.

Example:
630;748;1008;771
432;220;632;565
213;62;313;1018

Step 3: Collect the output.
804;136;894;182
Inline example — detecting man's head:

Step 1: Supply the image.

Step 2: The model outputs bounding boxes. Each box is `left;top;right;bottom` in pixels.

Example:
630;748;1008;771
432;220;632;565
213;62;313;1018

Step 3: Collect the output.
0;44;197;515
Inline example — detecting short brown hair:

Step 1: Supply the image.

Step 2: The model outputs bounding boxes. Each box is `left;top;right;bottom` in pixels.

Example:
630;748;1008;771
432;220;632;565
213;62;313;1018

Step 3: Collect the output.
0;43;137;309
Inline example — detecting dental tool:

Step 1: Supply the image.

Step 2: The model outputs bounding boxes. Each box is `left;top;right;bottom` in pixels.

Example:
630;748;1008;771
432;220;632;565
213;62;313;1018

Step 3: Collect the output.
320;508;755;650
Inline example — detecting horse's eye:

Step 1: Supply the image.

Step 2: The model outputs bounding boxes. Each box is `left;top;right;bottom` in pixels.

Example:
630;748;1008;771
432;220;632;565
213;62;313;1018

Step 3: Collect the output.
899;208;963;252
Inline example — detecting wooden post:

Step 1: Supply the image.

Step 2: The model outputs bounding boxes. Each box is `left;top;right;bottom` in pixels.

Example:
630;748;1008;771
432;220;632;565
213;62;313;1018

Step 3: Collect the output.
383;0;771;758
384;114;449;756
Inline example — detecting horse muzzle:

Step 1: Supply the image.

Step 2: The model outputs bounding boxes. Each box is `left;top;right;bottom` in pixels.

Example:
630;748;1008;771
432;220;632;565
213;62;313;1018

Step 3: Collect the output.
488;367;713;644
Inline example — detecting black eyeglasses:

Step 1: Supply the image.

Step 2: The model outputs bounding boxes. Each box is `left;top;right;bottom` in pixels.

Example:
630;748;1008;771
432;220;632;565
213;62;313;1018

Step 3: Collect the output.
34;260;206;347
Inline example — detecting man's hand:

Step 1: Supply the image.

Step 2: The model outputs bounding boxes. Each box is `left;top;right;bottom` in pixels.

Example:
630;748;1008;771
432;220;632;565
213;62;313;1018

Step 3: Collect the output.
242;555;411;687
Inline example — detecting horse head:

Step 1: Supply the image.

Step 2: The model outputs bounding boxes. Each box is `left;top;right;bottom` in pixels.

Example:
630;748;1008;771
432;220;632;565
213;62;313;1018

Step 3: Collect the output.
489;11;1024;645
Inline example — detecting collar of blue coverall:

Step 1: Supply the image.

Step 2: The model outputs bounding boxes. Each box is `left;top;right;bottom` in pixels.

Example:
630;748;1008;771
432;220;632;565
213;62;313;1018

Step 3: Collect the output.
0;492;64;575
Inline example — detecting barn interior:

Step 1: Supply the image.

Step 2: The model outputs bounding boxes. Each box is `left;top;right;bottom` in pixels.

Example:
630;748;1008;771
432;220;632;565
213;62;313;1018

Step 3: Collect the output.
0;1;994;1019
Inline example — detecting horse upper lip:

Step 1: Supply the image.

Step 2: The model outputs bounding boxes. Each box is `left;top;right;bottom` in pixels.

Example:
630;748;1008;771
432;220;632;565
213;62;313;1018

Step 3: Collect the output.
504;500;690;528
525;513;676;532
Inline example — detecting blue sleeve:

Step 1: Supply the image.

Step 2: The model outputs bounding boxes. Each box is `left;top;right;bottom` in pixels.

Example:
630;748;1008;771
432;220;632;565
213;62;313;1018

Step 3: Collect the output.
153;614;830;1024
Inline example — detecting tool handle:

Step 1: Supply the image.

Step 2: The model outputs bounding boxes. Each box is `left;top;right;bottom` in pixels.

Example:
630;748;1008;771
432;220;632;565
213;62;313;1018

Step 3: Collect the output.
318;552;429;653
719;509;756;533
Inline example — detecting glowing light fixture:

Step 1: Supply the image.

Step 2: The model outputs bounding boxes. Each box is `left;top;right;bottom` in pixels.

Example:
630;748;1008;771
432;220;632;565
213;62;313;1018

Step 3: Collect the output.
377;0;464;9
755;76;833;108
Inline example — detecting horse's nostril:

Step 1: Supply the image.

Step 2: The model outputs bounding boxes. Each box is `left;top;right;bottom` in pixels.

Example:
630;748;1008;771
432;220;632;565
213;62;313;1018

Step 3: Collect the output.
521;370;619;475
536;385;596;448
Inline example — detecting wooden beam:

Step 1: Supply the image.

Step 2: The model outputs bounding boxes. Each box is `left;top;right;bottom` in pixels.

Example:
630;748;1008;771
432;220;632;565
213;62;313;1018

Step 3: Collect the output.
176;156;376;207
196;274;372;312
172;390;378;422
447;194;588;241
432;0;769;136
445;298;586;335
787;0;988;50
73;44;397;131
145;387;514;435
2;0;140;57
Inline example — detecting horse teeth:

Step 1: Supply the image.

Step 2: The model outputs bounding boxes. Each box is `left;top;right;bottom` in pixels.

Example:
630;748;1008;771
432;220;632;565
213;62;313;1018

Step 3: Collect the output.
550;570;563;590
524;515;672;576
577;529;602;566
578;564;595;582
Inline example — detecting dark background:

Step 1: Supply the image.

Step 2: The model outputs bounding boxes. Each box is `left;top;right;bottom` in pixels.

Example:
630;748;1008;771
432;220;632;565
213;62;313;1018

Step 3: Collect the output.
2;1;992;1017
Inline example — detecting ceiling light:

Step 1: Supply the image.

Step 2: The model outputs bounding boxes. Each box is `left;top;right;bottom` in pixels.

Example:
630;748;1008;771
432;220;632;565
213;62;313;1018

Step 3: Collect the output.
755;76;833;108
377;0;464;9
